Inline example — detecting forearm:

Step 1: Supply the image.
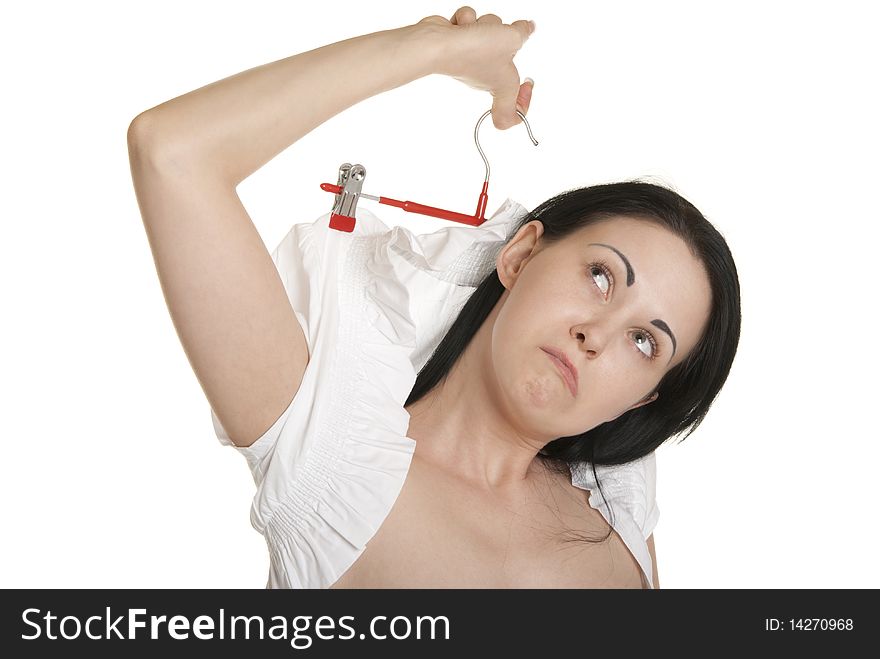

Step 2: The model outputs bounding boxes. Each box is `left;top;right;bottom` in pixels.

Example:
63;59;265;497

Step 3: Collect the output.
131;24;440;187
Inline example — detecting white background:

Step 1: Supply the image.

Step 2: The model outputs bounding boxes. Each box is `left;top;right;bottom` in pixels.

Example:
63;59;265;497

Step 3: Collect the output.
2;0;878;588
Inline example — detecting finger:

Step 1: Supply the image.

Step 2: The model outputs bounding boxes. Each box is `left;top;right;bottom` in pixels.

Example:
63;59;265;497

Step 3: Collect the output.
417;15;449;26
509;18;535;44
475;13;503;24
516;79;534;116
450;6;477;25
491;73;526;130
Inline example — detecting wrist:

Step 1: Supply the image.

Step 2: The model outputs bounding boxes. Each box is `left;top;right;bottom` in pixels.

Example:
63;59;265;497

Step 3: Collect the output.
393;22;446;77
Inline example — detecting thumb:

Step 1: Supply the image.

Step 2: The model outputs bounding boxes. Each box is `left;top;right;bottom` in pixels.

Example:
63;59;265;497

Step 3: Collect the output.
492;78;534;130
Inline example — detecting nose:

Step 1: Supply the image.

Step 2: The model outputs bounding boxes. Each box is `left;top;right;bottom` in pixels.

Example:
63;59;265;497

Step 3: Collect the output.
573;324;609;359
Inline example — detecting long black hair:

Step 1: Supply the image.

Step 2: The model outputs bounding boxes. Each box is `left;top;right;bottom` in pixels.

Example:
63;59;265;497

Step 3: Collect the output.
404;180;742;542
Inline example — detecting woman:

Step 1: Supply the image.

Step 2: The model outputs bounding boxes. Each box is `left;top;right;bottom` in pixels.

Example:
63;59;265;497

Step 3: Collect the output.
128;7;740;588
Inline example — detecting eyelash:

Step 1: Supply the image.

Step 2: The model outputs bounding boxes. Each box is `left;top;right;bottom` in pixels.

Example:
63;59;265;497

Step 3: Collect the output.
586;260;661;362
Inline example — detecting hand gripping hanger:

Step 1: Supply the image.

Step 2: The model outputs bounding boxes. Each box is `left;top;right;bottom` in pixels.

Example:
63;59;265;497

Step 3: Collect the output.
320;108;539;232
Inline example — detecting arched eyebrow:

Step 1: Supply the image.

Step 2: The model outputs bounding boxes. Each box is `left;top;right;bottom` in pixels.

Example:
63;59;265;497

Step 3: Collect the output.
650;319;677;359
589;243;634;286
589;242;678;359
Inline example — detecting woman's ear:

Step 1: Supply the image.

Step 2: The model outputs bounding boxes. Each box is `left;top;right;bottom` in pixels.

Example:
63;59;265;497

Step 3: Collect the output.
641;391;659;405
496;220;545;289
633;392;659;409
609;392;659;422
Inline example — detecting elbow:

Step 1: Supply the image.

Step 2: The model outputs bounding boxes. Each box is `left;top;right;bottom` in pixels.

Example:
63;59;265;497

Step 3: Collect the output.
127;114;167;179
127;111;171;161
127;112;190;173
127;112;154;151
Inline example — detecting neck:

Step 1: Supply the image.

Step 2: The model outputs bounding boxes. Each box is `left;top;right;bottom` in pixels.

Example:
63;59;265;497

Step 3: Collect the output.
404;302;554;494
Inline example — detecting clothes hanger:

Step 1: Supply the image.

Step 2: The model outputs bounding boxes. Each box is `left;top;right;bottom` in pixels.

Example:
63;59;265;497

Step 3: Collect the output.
319;108;539;232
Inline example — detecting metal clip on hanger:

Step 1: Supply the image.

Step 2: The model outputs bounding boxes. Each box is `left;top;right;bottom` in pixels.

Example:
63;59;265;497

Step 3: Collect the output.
321;108;539;232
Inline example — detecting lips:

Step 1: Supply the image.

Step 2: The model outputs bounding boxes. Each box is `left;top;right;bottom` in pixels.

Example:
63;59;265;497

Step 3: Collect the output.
541;346;579;396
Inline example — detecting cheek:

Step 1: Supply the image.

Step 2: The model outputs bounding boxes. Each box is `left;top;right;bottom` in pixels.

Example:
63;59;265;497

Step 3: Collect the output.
489;308;574;412
582;346;652;409
491;285;545;348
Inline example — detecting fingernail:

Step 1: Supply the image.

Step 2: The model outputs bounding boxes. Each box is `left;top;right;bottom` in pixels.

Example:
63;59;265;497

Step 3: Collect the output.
524;77;535;87
529;20;536;32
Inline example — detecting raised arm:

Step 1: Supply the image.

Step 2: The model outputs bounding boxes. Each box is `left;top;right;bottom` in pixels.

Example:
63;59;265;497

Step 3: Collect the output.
128;24;445;447
126;9;534;447
128;24;442;188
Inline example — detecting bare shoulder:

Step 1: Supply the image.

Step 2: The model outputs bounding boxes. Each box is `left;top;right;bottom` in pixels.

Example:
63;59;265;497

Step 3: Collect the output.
537;464;647;588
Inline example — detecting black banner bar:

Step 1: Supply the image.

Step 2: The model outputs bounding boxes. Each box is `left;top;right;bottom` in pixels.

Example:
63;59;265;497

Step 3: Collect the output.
1;589;871;655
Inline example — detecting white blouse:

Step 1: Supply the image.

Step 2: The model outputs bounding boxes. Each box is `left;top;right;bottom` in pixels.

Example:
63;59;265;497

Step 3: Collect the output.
210;197;660;588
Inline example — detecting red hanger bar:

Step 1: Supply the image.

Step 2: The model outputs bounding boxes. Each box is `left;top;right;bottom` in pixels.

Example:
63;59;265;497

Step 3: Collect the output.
320;181;489;227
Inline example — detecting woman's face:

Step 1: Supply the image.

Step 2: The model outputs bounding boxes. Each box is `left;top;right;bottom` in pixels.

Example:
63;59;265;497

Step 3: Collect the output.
490;215;712;438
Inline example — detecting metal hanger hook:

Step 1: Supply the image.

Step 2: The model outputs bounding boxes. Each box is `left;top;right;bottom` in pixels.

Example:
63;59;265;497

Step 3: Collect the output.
474;109;539;183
